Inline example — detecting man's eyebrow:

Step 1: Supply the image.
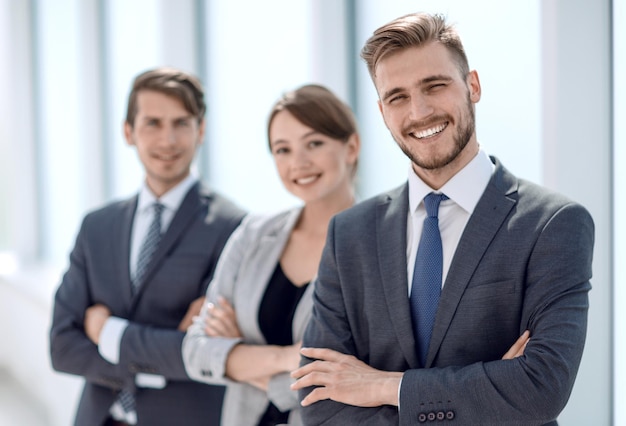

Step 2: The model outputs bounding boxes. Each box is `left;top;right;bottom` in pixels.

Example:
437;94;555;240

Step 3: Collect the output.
381;75;454;101
421;74;453;84
381;87;404;102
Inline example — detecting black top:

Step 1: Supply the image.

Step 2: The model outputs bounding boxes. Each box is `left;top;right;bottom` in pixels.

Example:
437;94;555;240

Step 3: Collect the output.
256;263;309;426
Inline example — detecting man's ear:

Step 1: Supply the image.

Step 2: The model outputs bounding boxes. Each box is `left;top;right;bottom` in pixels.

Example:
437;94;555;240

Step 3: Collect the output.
467;70;481;103
196;119;206;146
123;121;134;146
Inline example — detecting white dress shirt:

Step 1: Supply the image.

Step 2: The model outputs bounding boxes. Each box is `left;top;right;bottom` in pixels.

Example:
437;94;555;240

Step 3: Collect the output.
406;149;495;294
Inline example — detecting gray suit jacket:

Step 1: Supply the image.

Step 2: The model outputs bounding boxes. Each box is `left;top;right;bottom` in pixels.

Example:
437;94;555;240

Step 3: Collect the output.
300;158;594;425
183;207;313;425
50;182;245;426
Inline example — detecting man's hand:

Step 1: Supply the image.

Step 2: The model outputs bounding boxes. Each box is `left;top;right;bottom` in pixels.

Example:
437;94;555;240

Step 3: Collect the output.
290;347;403;408
178;296;206;331
84;304;111;345
502;330;530;359
204;296;242;338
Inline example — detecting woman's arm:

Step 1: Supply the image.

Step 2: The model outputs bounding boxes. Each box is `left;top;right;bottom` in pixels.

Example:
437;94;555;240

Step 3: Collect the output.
205;297;301;385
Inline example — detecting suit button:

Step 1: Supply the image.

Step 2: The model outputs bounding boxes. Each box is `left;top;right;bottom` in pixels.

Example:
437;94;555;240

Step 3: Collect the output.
428;412;436;421
418;413;427;423
437;411;445;420
446;410;455;420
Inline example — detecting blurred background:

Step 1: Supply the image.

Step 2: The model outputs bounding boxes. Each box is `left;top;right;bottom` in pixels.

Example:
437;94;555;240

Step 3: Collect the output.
0;0;622;425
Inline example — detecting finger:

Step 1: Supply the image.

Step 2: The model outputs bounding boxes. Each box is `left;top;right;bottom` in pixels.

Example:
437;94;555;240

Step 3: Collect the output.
300;386;330;407
217;296;235;314
208;303;234;323
291;359;336;380
291;370;331;390
502;330;530;360
208;308;239;335
300;347;347;362
204;318;230;336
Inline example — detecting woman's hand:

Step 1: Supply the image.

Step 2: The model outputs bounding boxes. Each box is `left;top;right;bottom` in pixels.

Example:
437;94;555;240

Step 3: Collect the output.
178;296;206;331
204;296;242;338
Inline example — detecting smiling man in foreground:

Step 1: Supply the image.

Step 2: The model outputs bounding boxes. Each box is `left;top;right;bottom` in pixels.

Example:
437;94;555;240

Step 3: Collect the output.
291;12;594;425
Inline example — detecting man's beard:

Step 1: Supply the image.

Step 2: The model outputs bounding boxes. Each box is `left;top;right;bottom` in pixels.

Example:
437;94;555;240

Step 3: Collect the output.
396;94;475;170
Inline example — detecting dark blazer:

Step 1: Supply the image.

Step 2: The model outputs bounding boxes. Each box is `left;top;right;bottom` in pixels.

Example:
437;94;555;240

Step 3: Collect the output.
300;158;594;425
50;182;245;426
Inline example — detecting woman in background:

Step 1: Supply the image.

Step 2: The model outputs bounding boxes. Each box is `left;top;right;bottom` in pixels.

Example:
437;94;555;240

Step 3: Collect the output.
183;84;360;425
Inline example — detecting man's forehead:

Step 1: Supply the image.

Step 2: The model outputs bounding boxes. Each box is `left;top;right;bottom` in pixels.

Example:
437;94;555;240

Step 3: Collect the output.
135;92;191;116
373;44;462;92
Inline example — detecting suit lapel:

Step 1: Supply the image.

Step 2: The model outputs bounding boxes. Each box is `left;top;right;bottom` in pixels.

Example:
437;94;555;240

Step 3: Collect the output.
376;184;420;368
426;159;518;366
131;183;204;306
115;196;137;310
244;209;302;342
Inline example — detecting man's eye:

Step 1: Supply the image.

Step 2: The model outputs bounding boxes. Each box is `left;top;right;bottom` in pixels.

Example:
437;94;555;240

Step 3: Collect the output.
429;84;446;91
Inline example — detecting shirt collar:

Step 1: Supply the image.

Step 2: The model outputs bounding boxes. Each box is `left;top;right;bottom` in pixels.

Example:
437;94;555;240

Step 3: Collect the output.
408;149;495;214
137;174;198;213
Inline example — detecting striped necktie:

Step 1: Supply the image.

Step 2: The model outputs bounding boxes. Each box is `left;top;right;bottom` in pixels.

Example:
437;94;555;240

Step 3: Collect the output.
117;202;165;419
133;202;164;294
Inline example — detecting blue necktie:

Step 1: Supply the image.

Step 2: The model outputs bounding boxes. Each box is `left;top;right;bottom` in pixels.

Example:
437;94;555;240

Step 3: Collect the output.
410;192;448;366
119;202;164;418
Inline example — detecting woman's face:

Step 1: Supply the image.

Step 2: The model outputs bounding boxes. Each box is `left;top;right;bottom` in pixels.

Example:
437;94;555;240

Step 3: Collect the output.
269;110;358;204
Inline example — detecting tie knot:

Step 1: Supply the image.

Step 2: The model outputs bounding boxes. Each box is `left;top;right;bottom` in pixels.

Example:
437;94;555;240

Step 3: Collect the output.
153;202;164;217
423;193;448;218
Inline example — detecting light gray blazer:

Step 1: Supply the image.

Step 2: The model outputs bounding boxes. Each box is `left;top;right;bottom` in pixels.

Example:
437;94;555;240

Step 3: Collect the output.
183;207;312;425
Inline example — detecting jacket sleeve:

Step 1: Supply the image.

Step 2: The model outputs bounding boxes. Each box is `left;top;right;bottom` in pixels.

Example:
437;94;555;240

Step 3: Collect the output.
267;372;299;412
49;218;127;390
299;217;400;425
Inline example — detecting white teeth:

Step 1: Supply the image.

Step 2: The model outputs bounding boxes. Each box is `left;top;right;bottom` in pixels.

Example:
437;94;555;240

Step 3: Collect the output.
296;176;318;185
413;123;447;139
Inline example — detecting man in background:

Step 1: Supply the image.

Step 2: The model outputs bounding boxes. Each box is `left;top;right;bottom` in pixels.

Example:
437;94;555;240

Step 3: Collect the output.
292;12;594;425
50;67;245;425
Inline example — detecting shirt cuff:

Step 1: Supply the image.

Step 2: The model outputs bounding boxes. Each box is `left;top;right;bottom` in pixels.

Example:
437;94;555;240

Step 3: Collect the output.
136;373;166;389
98;316;129;364
398;375;403;412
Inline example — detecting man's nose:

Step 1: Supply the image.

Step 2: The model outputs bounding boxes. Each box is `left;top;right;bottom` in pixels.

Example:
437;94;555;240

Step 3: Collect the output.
161;125;176;144
409;95;434;121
